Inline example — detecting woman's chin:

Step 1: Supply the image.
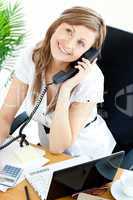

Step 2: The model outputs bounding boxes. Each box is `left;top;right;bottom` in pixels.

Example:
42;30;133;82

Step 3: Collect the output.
52;54;73;63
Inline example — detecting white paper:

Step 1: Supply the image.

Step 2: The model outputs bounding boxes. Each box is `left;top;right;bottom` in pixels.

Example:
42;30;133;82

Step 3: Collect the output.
0;138;49;191
26;155;91;175
0;184;9;192
0;139;49;170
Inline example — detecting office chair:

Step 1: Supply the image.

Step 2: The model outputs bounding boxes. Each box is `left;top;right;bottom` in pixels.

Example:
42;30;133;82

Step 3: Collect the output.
9;26;133;169
97;26;133;169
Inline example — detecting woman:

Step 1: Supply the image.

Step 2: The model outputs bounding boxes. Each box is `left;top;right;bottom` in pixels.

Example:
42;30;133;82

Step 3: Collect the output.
0;6;116;158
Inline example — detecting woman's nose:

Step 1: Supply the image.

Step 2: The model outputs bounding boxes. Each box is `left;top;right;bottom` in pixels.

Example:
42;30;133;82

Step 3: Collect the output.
65;39;75;53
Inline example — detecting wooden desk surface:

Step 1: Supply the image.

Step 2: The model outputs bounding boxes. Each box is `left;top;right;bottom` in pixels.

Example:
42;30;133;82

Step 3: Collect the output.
0;146;122;200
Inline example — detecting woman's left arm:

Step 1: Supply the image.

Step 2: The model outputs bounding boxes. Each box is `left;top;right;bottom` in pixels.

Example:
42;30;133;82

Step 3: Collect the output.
49;58;97;154
49;84;96;154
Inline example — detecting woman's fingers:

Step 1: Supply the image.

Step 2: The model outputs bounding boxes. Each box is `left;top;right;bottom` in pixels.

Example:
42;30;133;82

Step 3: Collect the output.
74;65;84;71
77;58;91;71
77;61;86;69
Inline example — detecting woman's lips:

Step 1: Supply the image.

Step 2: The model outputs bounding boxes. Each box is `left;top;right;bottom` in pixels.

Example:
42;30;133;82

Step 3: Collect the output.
58;42;71;55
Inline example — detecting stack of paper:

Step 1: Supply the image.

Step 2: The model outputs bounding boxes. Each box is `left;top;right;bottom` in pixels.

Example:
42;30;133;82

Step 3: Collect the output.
0;138;49;192
14;145;49;170
0;139;49;170
0;183;12;192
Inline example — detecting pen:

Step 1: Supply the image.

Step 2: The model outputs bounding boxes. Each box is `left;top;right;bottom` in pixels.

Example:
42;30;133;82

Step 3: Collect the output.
24;186;31;200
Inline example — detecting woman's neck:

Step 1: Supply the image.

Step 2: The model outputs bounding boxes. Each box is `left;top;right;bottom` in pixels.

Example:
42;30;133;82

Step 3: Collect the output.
49;59;70;74
44;59;70;84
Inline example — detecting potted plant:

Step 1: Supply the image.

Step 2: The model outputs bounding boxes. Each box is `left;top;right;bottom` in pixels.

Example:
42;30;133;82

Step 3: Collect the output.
0;0;25;104
0;0;25;71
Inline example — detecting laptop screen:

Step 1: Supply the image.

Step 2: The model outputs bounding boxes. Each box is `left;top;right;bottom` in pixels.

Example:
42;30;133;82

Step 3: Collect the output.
47;151;124;200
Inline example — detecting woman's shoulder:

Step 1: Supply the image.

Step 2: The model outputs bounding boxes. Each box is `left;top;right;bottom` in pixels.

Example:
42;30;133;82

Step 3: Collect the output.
15;44;36;84
80;63;104;86
91;63;104;82
69;63;104;103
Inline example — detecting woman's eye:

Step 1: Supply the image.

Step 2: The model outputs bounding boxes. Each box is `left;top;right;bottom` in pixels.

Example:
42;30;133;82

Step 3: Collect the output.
65;28;72;33
77;40;85;47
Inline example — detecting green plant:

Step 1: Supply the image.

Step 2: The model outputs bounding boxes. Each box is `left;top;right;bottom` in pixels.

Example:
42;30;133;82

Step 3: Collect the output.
0;0;25;70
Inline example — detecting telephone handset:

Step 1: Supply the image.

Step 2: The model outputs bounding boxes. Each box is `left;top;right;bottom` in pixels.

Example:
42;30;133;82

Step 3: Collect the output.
52;47;101;84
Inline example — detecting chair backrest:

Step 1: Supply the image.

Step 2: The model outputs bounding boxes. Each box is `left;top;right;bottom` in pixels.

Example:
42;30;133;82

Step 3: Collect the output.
97;26;133;152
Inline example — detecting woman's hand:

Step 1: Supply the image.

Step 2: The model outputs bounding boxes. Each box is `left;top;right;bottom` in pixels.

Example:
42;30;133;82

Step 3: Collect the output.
61;57;96;90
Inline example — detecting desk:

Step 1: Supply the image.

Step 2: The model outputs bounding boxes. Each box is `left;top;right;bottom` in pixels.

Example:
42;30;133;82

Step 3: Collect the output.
0;146;122;200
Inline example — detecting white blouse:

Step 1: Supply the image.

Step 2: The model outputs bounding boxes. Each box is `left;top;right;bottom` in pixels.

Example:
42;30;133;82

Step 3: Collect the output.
15;46;116;159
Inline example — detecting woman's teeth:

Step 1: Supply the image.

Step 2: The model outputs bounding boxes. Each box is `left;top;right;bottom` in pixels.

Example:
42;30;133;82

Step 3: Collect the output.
58;43;70;55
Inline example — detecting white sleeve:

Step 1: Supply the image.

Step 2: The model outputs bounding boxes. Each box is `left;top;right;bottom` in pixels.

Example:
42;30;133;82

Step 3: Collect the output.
70;64;104;104
14;46;35;85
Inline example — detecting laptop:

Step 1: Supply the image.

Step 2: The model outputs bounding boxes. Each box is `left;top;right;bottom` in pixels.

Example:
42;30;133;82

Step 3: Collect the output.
25;151;124;200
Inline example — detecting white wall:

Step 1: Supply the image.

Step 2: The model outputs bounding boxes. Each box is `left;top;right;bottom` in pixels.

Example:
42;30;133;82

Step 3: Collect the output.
9;0;133;44
22;0;133;43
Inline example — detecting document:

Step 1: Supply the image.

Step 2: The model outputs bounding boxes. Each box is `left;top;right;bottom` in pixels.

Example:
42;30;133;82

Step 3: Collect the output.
0;138;49;170
0;138;49;192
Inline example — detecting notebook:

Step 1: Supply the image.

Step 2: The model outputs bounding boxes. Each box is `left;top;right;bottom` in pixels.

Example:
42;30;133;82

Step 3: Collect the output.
25;151;124;200
14;145;49;170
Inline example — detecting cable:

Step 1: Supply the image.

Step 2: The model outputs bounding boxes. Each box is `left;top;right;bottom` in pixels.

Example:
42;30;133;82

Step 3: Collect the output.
0;82;54;150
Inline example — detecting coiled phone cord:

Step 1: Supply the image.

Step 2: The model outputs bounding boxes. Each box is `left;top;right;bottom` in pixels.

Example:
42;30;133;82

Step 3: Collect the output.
0;82;54;150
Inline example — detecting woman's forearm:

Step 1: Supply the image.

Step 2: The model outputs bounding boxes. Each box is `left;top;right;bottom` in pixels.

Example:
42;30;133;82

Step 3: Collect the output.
0;116;10;144
49;86;72;153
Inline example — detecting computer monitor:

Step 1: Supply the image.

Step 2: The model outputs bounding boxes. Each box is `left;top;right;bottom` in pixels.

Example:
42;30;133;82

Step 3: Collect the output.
47;151;124;200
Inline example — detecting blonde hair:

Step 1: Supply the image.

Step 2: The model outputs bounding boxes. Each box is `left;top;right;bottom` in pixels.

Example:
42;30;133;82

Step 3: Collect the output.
32;6;106;112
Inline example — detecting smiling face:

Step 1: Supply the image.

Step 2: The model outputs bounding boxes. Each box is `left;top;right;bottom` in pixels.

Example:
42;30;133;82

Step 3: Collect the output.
50;23;97;64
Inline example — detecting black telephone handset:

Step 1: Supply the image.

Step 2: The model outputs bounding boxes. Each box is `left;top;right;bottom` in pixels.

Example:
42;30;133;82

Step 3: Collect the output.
52;47;101;84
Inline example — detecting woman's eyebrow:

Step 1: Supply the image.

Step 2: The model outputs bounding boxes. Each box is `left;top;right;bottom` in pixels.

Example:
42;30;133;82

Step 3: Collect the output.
79;38;87;42
71;25;87;42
